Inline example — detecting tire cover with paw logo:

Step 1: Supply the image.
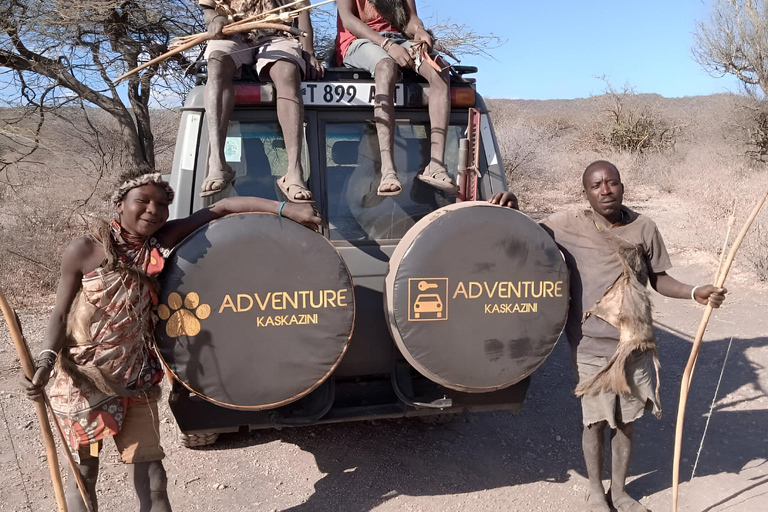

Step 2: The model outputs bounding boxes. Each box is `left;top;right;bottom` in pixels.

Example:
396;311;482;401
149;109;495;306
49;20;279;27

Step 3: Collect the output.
384;202;569;392
155;213;355;410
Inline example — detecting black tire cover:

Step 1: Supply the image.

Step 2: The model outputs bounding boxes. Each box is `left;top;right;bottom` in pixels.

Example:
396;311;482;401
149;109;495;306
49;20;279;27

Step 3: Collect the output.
155;213;355;410
385;202;568;392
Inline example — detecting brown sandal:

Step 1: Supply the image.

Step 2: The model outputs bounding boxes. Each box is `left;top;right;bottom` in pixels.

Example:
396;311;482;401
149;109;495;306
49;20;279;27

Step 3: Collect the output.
200;165;235;197
417;164;458;195
377;170;402;196
277;175;313;203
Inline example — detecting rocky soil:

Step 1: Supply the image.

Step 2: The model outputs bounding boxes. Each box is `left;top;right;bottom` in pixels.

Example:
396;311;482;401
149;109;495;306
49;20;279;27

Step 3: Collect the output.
1;200;766;512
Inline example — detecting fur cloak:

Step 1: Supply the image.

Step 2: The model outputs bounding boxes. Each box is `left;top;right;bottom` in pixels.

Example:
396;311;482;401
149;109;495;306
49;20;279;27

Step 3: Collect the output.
574;219;661;407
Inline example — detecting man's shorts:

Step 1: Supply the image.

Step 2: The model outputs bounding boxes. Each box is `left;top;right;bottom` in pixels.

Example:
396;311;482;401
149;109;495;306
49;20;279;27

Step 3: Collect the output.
343;32;422;76
205;34;306;81
79;391;165;464
574;350;661;429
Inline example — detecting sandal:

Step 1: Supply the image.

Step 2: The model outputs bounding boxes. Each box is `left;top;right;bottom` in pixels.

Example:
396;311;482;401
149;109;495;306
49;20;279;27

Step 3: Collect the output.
608;491;649;512
416;163;459;195
277;175;313;203
377;170;402;196
586;491;611;512
200;165;235;197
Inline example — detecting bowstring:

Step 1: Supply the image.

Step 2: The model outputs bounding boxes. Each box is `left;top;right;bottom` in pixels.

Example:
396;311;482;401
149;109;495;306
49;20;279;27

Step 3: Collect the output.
691;335;734;479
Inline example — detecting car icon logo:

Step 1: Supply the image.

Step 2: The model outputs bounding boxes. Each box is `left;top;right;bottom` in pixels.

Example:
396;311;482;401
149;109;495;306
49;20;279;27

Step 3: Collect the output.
408;278;448;321
413;293;443;318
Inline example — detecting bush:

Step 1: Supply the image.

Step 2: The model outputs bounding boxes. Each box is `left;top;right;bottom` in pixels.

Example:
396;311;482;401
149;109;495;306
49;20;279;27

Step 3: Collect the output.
588;79;682;154
741;102;768;162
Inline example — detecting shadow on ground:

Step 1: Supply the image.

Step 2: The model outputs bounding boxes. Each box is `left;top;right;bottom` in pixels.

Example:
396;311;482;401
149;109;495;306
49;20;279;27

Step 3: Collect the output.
189;326;766;512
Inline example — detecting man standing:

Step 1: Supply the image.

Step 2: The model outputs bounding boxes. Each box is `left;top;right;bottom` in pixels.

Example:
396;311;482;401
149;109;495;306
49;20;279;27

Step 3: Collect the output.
337;0;458;196
200;0;323;200
492;161;727;512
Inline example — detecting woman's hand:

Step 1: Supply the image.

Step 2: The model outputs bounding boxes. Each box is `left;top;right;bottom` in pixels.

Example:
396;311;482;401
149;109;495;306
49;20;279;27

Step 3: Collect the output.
281;202;324;231
21;355;55;401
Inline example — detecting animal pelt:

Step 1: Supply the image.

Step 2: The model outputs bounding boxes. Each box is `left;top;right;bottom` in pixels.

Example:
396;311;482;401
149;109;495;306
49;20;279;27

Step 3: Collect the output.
574;224;661;399
369;0;409;34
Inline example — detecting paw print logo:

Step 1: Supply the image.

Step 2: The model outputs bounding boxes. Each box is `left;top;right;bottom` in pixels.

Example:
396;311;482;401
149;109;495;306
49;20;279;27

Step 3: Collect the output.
157;292;211;337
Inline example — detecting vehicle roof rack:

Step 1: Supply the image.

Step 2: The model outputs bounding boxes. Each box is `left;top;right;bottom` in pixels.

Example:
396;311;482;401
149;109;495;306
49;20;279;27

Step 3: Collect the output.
192;61;477;86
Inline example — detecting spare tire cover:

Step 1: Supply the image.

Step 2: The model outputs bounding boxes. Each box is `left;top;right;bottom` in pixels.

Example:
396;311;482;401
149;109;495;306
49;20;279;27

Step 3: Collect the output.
385;202;568;392
156;213;355;410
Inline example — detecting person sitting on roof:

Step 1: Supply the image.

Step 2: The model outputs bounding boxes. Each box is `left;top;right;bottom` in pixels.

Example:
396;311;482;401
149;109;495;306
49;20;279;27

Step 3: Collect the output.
336;0;458;197
200;0;323;201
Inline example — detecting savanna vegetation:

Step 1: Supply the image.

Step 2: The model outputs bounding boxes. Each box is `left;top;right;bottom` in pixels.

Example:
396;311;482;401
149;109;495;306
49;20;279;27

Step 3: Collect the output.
2;1;768;305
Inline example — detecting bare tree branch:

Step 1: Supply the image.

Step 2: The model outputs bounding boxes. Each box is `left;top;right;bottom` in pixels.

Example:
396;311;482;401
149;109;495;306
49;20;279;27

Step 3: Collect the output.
693;0;768;96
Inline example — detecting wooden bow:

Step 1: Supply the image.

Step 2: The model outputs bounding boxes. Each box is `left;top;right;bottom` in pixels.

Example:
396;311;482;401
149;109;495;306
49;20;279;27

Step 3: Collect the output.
671;189;768;512
114;0;336;83
114;22;301;83
0;289;94;512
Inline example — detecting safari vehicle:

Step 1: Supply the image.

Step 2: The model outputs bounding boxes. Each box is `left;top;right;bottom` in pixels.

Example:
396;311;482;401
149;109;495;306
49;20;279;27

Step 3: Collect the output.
163;60;566;447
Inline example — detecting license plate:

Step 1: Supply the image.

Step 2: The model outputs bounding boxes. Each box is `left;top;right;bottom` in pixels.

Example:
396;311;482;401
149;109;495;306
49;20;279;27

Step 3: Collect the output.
301;82;405;107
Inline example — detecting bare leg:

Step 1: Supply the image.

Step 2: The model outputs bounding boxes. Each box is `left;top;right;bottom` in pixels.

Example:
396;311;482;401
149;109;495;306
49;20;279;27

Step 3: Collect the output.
583;421;610;512
609;422;648;512
415;60;457;193
65;456;99;512
417;62;449;169
269;60;312;202
202;51;237;196
132;460;171;512
372;58;401;195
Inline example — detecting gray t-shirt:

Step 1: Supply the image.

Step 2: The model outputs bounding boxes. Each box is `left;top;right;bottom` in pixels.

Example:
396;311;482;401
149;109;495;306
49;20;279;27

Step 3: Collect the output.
540;206;672;357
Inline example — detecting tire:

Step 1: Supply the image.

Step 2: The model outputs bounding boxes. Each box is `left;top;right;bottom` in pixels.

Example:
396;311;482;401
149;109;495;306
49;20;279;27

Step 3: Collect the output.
178;430;219;448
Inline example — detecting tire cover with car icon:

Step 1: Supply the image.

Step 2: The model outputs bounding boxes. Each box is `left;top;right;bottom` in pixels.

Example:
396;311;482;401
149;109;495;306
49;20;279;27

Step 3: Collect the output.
155;213;355;410
384;202;569;392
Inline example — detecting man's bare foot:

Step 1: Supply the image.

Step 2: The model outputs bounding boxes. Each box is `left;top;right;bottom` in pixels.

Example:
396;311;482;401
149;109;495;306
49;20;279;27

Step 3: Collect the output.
201;164;235;197
416;163;458;195
609;490;649;512
377;169;402;196
277;174;313;203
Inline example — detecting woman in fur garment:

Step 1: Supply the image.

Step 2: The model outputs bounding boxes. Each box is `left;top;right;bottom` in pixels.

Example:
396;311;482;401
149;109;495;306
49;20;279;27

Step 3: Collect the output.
23;171;321;512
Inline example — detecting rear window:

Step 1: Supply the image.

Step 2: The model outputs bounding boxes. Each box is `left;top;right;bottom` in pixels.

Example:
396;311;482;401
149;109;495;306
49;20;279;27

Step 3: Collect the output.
325;122;465;241
216;119;472;242
225;122;309;200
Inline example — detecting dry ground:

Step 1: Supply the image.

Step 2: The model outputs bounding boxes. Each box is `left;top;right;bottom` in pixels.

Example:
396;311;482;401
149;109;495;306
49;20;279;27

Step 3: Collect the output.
1;195;767;512
1;93;768;511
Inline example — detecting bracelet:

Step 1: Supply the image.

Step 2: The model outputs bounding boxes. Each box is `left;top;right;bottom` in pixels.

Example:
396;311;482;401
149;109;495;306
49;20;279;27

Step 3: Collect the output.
691;285;702;301
35;349;57;371
380;38;393;51
39;349;58;360
278;201;287;217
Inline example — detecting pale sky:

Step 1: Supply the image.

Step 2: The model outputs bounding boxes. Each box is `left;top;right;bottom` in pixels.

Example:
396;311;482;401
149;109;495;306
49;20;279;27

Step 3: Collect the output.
413;0;741;99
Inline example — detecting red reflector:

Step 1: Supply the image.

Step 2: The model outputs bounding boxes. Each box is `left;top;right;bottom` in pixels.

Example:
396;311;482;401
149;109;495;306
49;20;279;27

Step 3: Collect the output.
234;85;275;105
451;88;475;108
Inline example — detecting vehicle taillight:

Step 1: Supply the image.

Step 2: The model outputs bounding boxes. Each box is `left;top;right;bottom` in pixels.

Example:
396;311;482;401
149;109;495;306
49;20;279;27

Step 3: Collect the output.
234;85;275;105
451;87;475;108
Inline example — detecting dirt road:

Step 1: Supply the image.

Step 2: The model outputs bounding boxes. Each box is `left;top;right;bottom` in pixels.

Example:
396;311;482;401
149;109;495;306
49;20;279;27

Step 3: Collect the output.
1;245;766;512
